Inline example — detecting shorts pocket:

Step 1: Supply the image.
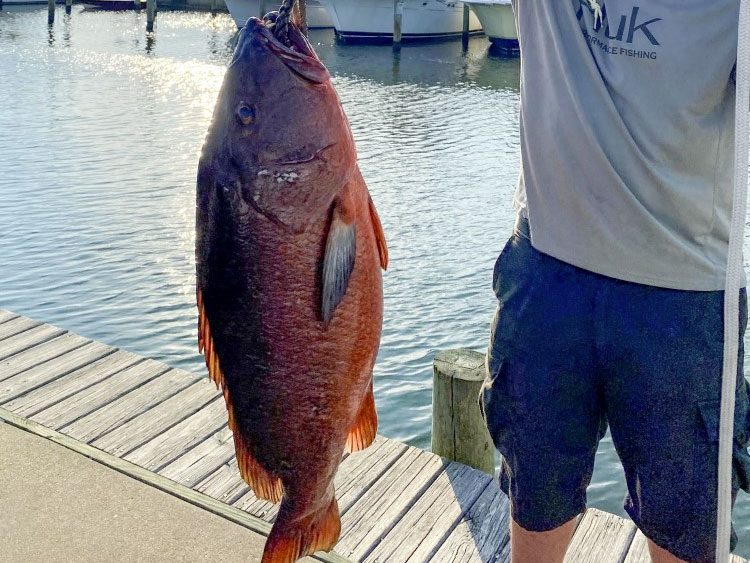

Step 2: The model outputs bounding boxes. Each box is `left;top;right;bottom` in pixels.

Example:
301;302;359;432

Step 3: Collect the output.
697;399;750;493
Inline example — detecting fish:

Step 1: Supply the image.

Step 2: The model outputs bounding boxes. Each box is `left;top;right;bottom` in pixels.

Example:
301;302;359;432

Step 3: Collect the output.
195;15;388;563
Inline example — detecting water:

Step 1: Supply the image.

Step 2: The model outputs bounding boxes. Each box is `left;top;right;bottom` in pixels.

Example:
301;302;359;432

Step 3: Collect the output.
0;6;748;555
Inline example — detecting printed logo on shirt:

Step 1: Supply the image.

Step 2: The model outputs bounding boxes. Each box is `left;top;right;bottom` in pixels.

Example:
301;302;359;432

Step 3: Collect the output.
575;1;662;60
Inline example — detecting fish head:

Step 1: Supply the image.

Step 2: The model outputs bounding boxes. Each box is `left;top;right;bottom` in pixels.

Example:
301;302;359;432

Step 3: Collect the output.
198;17;357;232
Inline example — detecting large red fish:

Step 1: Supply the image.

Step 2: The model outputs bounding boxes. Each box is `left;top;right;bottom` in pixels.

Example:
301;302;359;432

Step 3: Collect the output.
195;15;388;563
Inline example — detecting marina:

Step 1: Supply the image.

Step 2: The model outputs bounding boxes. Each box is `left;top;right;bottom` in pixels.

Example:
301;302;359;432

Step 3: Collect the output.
3;309;748;562
2;4;750;559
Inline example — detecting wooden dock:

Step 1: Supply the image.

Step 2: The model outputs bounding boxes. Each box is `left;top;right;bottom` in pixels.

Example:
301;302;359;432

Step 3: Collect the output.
0;308;746;563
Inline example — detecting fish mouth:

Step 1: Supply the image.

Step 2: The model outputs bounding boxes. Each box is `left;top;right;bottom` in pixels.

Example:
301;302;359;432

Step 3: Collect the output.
245;16;330;84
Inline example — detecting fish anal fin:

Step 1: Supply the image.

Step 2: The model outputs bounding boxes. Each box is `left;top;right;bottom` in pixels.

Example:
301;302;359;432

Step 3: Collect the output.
346;382;377;453
368;195;388;271
321;198;356;325
197;288;283;504
262;497;341;563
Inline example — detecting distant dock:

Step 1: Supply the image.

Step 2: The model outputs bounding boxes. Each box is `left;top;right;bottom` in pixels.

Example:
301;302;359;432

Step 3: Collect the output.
0;308;746;563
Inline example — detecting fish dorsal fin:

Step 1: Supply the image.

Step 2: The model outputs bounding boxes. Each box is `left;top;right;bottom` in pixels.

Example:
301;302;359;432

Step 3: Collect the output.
368;195;388;270
346;380;377;453
197;289;283;504
321;197;356;325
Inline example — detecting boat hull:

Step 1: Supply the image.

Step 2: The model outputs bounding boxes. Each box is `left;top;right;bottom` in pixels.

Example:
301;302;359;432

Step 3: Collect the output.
318;0;481;42
463;1;517;49
81;0;145;8
224;0;333;28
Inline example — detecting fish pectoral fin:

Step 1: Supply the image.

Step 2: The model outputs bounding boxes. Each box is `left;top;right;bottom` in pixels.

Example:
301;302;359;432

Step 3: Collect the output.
346;381;378;453
262;496;341;563
368;195;388;271
321;198;356;325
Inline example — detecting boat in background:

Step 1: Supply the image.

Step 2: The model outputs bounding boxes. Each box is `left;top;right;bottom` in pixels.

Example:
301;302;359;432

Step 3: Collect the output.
318;0;481;43
224;0;333;29
81;0;146;8
462;0;517;53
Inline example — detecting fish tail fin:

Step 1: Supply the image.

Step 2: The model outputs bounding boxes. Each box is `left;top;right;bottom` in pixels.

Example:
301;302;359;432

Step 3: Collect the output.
261;496;341;563
346;380;377;453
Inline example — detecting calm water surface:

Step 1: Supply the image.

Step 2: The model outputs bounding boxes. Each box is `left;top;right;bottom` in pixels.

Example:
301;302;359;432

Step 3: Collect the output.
1;6;748;555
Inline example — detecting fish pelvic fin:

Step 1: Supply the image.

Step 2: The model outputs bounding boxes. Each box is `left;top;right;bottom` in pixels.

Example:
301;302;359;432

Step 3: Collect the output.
368;195;388;271
262;496;341;563
197;288;284;504
346;380;377;453
321;198;356;326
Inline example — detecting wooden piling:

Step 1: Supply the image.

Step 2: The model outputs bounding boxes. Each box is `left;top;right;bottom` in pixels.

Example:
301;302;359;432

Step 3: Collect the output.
432;349;495;475
392;0;403;50
462;4;470;44
48;0;55;24
65;0;72;14
259;0;266;18
146;0;156;32
210;0;216;14
134;0;141;9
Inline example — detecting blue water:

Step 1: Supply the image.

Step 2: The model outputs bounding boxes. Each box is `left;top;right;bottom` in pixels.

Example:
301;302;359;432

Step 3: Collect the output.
0;6;747;556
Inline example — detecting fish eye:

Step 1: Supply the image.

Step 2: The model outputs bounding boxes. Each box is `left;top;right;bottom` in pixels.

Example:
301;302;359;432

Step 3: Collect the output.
237;103;255;125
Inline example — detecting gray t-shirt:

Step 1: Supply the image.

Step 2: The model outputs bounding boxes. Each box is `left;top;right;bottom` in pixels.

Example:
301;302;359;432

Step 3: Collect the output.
512;0;741;290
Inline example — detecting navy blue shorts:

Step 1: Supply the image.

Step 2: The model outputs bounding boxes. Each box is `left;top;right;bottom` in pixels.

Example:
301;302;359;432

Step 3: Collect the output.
480;217;750;563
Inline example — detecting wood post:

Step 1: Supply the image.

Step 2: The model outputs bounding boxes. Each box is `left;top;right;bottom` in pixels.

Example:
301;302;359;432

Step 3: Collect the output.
134;0;142;9
48;0;55;24
392;0;403;50
146;0;156;32
462;3;470;44
210;0;216;14
432;349;495;475
65;0;71;14
259;0;266;18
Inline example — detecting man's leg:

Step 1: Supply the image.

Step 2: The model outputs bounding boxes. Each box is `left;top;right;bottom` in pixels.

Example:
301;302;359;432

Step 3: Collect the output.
599;283;750;563
646;539;688;563
482;218;605;562
510;517;577;563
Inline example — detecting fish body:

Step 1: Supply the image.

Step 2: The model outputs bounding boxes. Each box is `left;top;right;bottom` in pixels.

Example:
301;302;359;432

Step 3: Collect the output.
195;17;387;563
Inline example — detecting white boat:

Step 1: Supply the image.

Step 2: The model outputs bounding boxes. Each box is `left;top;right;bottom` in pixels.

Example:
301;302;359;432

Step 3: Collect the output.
224;0;333;29
318;0;481;42
461;0;517;50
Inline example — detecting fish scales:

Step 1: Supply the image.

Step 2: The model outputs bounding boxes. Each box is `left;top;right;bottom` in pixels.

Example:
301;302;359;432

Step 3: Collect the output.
196;15;387;563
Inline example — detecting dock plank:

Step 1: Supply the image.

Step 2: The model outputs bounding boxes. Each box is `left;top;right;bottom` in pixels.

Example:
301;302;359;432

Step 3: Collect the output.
0;332;91;383
30;358;170;430
563;508;637;563
91;377;219;456
0;316;42;342
61;367;198;443
159;427;235;488
2;350;142;417
0;340;112;403
124;396;229;471
335;447;446;561
0;324;67;362
0;310;19;325
431;480;511;563
196;460;249;505
367;463;491;563
622;530;649;563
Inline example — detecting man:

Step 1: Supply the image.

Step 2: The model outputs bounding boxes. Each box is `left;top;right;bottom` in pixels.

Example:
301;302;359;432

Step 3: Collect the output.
480;1;750;562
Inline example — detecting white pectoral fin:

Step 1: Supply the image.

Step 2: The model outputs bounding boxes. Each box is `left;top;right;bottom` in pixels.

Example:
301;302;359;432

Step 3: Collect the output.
321;199;356;326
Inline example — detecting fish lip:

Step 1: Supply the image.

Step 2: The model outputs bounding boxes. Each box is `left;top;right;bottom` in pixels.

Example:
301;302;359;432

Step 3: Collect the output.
247;17;330;84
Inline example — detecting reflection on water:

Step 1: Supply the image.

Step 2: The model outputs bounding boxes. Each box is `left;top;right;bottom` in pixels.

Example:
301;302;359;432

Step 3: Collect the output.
0;7;747;555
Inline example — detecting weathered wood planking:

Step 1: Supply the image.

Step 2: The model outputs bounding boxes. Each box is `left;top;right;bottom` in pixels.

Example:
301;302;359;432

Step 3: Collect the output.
0;325;68;363
2;310;748;563
0;316;42;342
336;447;447;560
0;311;19;325
0;340;113;402
60;367;198;443
563;508;637;563
123;395;229;471
158;427;235;488
91;378;219;456
431;481;511;562
365;462;491;563
1;350;143;418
